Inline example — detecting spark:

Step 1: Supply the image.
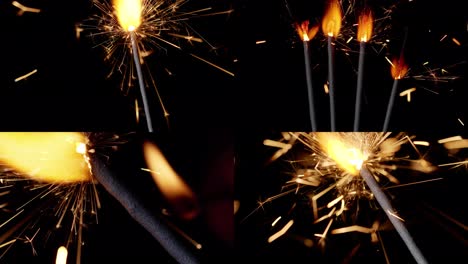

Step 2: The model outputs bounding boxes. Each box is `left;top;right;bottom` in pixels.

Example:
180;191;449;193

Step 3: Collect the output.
14;69;37;82
399;87;416;102
452;38;461;46
11;1;40;15
268;220;294;243
255;40;267;44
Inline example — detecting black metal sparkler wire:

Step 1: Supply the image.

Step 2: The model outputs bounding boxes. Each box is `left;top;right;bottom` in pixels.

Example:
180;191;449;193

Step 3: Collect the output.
90;155;199;264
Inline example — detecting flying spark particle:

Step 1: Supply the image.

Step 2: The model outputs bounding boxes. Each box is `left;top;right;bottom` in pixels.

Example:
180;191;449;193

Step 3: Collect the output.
438;136;463;144
256;40;267;44
452;38;461;46
11;1;40;15
14;69;37;82
399;87;416;102
272;216;282;227
440;34;448;42
458;118;464;126
268;220;294;243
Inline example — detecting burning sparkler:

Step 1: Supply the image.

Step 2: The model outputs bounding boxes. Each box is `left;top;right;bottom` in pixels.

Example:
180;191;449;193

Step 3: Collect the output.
0;132;208;263
83;0;234;130
353;8;373;131
322;0;342;131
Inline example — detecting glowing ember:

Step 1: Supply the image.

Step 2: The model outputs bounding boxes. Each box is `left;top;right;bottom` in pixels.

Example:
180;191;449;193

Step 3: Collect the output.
0;132;91;183
322;0;342;37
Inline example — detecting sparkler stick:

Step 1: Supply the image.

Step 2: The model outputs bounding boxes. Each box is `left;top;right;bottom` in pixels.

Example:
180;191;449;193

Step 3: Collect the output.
322;0;342;131
130;31;154;132
353;10;373;131
327;38;336;131
360;166;428;264
296;22;319;131
90;156;200;264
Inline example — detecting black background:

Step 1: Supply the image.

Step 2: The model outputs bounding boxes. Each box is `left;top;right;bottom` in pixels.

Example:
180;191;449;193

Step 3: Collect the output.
0;0;467;263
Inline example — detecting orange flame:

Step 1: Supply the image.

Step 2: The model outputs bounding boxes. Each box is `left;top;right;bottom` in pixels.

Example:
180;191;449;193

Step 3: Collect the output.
113;0;142;31
321;0;342;37
390;57;408;80
0;132;91;183
357;9;373;42
143;141;199;220
295;21;319;42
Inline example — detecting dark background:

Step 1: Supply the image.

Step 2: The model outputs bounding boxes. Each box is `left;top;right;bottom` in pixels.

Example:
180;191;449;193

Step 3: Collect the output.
1;0;468;263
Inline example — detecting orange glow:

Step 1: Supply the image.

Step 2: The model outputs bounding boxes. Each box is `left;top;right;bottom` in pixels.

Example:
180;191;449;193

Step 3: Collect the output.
390;57;408;80
357;9;373;42
0;133;91;183
295;21;319;42
143;141;199;220
113;0;142;31
316;133;366;176
322;0;342;37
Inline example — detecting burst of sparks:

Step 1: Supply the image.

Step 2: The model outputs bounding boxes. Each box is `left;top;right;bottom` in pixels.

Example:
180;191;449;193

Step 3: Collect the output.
83;0;234;94
245;132;451;249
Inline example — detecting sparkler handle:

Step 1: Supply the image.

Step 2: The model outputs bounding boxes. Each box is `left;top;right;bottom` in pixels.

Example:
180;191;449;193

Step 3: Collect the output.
303;41;317;131
383;79;399;132
360;167;428;264
91;157;200;264
130;32;154;133
327;36;336;131
353;42;366;131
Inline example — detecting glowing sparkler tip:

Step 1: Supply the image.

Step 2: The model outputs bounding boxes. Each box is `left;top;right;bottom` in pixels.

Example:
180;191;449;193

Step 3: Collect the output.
113;0;142;32
322;0;342;38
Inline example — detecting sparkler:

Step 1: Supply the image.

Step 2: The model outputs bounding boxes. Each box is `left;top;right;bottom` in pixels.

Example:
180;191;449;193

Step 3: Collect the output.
383;56;408;131
353;9;373;131
322;0;342;131
238;132;456;262
114;0;154;132
0;132;131;263
85;0;234;130
296;21;319;131
0;132;206;263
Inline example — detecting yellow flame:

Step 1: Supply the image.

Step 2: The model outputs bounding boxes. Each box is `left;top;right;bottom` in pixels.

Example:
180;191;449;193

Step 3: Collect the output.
322;0;342;37
357;9;373;42
143;141;199;220
316;133;365;176
391;57;408;80
55;246;68;264
295;21;319;42
0;133;91;183
114;0;142;31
